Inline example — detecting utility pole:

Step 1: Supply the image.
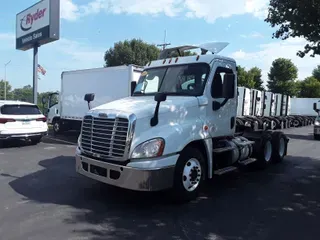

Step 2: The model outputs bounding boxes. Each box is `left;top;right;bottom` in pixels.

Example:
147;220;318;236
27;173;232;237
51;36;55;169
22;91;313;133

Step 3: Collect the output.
4;60;11;100
157;30;171;50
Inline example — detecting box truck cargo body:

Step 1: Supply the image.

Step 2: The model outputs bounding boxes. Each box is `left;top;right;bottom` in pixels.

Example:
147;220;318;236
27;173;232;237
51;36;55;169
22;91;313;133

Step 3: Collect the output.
44;65;143;134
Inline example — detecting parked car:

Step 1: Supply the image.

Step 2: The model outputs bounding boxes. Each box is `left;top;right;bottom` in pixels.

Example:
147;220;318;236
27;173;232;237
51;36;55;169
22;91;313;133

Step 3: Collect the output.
0;100;48;147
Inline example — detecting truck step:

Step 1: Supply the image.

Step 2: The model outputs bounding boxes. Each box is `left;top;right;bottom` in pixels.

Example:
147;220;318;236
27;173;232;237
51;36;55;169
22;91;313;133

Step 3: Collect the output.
214;166;238;175
238;158;257;166
213;146;235;153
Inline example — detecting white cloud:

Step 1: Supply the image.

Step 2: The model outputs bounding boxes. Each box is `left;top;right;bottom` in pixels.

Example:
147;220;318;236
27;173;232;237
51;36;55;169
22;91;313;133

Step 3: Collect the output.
240;32;264;38
60;0;269;22
229;37;320;86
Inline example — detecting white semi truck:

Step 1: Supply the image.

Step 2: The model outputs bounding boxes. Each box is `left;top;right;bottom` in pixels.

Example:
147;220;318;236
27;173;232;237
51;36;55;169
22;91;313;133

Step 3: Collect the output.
75;42;291;202
43;65;143;134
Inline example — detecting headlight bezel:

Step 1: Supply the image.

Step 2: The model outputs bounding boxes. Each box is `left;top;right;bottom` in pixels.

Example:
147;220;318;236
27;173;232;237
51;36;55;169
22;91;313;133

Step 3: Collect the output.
131;138;165;159
77;134;81;147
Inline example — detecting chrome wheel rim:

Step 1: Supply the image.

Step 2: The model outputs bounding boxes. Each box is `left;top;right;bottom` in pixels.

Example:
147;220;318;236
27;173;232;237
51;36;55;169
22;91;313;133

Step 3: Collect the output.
182;158;202;192
264;141;272;162
279;137;285;157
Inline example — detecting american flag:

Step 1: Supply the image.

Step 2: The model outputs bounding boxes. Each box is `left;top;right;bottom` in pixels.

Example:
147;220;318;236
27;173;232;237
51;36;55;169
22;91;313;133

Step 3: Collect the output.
37;64;46;76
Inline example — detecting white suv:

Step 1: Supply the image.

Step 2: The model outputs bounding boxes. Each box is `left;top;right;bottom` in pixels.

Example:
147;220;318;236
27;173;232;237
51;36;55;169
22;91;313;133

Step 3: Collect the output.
0;100;48;146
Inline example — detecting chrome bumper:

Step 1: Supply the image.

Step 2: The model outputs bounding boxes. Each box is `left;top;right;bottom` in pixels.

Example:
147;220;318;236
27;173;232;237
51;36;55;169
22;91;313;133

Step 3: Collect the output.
0;131;48;140
75;150;177;191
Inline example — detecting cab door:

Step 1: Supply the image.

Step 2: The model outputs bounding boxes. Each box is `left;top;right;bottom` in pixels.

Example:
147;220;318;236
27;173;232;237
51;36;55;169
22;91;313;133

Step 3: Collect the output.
204;59;237;138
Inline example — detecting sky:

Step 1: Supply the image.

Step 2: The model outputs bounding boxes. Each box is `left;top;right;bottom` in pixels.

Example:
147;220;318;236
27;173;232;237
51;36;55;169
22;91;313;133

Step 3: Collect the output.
1;0;319;93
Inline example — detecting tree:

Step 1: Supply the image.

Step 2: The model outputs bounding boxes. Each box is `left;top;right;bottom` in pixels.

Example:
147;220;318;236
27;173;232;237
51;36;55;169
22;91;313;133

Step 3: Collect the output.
267;58;299;96
0;80;13;100
247;67;265;91
265;0;320;57
104;39;160;67
237;65;255;89
312;65;320;80
298;76;320;98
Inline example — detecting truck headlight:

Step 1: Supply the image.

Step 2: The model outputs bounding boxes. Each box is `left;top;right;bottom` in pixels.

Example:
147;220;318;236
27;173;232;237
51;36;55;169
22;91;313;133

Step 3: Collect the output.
131;138;165;159
315;121;320;126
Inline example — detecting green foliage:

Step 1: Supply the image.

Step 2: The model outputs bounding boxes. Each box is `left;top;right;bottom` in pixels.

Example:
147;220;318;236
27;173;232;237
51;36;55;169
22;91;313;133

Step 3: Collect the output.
104;39;160;67
267;58;299;96
237;65;265;90
298;76;320;98
312;65;320;80
0;79;13;100
265;0;320;57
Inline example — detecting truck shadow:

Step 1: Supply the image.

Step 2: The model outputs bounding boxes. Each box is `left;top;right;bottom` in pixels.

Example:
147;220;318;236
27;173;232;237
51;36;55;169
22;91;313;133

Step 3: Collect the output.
5;155;320;240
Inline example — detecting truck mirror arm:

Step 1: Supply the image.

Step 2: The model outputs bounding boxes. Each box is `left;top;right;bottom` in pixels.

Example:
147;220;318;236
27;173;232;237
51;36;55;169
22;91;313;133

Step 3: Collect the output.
150;93;167;127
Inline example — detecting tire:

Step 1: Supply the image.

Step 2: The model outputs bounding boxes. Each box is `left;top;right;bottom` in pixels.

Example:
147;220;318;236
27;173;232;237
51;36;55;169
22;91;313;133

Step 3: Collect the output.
0;140;4;148
270;131;287;163
53;120;61;135
171;147;206;203
251;132;273;170
314;134;320;141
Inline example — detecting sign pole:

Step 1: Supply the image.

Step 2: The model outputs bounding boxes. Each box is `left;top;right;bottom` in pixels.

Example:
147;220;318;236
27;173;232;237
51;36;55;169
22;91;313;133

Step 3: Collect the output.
33;43;39;105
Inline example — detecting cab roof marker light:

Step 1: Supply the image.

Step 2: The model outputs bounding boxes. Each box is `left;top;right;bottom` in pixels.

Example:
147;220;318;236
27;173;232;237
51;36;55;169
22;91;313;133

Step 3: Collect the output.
196;55;200;61
175;58;179;63
163;59;166;64
169;58;172;64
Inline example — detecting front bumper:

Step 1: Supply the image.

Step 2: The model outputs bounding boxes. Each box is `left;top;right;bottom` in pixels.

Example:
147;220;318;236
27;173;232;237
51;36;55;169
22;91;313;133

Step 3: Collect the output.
0;131;48;140
75;148;178;191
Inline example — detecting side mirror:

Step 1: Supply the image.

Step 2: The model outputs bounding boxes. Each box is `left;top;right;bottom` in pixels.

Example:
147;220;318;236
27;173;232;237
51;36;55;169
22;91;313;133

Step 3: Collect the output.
222;73;235;98
84;93;95;102
131;81;137;95
154;92;167;102
263;103;266;109
41;96;47;105
84;93;95;110
313;103;317;111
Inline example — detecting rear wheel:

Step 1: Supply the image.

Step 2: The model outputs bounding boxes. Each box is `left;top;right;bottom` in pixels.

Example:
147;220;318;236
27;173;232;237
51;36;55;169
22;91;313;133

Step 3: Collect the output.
171;147;206;203
271;131;287;163
251;132;273;170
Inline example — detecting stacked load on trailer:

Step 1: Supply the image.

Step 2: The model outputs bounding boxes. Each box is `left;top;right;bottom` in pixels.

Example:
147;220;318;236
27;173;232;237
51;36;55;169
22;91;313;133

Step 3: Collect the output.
236;88;316;132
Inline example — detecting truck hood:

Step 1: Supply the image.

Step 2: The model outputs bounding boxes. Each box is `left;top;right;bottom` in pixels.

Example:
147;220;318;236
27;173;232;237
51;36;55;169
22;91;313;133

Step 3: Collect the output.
91;95;200;119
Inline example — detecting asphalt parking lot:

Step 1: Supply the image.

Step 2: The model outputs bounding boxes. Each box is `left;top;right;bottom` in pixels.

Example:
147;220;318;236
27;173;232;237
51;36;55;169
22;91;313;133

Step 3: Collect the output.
0;126;319;240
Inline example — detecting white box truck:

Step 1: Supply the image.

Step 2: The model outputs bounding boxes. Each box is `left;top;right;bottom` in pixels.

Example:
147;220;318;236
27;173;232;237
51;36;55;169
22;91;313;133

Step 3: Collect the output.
43;65;143;134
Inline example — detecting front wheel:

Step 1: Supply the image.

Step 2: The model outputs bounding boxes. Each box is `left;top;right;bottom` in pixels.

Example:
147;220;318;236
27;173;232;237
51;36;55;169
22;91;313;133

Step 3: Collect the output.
171;147;206;203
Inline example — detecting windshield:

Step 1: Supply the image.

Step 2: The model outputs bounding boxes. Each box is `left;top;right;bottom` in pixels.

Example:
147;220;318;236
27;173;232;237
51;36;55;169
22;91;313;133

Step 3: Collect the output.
1;104;42;115
133;63;210;96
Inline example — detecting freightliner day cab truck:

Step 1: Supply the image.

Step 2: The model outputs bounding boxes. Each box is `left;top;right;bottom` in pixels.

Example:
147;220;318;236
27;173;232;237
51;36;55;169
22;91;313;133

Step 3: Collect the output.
75;42;290;202
42;65;143;134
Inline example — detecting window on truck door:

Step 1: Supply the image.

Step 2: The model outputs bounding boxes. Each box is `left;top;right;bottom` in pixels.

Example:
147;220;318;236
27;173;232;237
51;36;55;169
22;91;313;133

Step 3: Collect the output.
211;66;234;98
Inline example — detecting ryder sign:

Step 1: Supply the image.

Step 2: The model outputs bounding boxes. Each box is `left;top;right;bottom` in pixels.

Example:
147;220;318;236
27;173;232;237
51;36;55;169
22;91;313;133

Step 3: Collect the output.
16;0;60;50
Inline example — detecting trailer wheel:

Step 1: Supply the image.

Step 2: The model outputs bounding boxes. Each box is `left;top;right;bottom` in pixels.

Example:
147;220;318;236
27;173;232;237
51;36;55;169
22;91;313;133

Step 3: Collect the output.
252;132;273;170
270;132;287;163
171;147;206;203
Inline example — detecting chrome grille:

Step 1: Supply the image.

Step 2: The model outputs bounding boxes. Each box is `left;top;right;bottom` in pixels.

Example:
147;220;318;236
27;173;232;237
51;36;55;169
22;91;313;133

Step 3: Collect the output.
80;115;129;159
